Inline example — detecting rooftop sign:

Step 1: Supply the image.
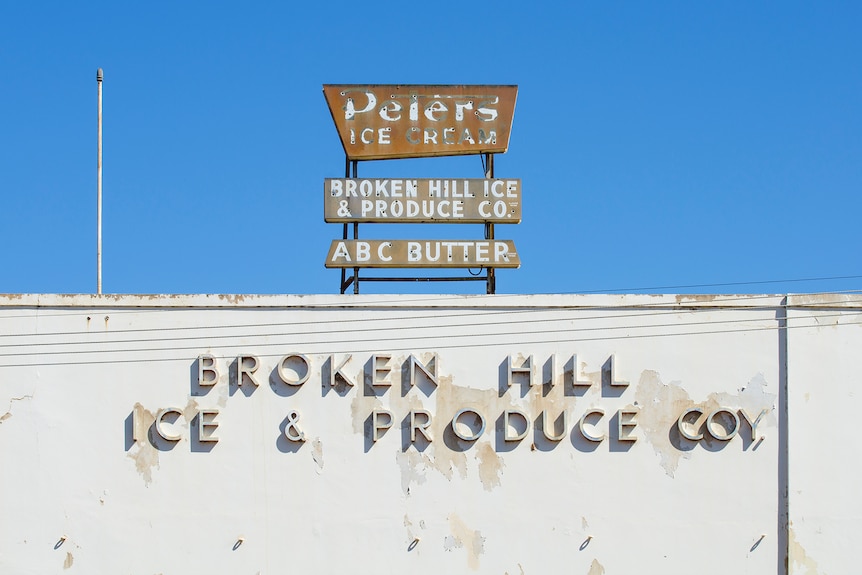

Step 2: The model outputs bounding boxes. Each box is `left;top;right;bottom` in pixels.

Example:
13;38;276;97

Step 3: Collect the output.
324;178;521;223
323;85;518;160
325;240;520;268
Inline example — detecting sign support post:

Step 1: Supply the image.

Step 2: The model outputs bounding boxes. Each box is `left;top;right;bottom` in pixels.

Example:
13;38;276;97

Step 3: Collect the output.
484;152;495;295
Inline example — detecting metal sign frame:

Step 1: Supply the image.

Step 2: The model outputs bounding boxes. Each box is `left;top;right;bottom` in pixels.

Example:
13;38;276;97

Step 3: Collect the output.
323;84;519;295
337;153;501;295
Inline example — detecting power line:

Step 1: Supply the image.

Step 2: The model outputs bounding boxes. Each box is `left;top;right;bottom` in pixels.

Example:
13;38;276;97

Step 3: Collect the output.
0;317;858;369
2;291;860;340
2;306;860;356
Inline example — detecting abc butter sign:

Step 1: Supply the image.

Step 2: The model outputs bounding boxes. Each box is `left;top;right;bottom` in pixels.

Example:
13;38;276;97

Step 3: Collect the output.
323;85;518;160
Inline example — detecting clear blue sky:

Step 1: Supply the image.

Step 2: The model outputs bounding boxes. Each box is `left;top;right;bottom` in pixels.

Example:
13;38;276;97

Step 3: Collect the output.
2;2;860;295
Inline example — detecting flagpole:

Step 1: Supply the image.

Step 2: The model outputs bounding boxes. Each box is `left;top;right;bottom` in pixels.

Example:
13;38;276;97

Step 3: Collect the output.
96;68;103;294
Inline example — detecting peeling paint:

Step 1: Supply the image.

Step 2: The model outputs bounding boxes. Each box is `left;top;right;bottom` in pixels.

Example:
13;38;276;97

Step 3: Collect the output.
311;438;324;473
675;294;720;304
443;534;462;551
128;403;159;486
635;370;776;477
373;351;591;492
446;514;485;571
63;552;73;569
701;373;776;451
582;368;603;390
396;450;431;495
634;371;694;477
403;514;425;550
216;294;248;304
0;293;829;572
349;358;475;484
788;527;820;575
181;398;199;422
0;394;35;425
423;373;470;481
349;389;383;435
216;382;228;408
476;442;504;491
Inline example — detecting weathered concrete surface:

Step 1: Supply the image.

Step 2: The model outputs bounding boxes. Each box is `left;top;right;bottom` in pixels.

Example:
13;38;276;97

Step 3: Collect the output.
786;295;862;575
0;293;852;573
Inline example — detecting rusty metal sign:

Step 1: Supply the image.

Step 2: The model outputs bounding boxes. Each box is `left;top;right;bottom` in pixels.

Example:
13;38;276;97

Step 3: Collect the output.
323;85;518;160
325;240;520;268
324;178;521;223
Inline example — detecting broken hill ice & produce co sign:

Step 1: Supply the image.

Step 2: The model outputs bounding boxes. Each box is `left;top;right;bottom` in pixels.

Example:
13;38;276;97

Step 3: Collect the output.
322;85;521;275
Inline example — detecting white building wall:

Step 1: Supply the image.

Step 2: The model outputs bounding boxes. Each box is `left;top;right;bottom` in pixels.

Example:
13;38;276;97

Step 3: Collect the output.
0;293;855;574
786;293;862;575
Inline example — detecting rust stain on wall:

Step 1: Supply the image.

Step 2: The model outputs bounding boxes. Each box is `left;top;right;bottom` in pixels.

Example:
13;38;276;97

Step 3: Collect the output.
0;394;34;426
403;514;426;551
216;294;247;304
128;403;159;485
181;398;199;422
674;294;720;304
587;558;605;575
788;526;820;575
635;370;776;477
582;367;603;389
476;442;504;491
446;513;485;571
634;371;694;477
63;552;73;569
427;376;480;481
347;351;703;496
355;351;587;492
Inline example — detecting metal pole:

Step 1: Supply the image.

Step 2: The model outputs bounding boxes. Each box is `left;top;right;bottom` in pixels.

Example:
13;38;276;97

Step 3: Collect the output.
96;68;103;295
340;156;349;293
352;161;359;294
485;153;496;294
